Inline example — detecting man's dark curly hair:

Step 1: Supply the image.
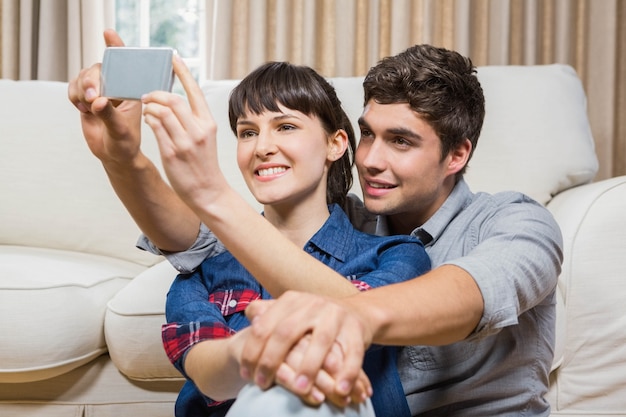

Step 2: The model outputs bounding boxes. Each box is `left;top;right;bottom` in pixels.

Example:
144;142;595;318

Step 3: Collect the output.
363;44;485;181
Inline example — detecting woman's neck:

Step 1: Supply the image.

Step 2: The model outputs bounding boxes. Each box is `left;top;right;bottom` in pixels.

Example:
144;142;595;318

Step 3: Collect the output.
263;200;331;249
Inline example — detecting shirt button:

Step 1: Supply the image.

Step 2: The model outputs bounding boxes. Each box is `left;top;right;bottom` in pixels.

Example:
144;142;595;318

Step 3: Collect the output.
228;299;238;308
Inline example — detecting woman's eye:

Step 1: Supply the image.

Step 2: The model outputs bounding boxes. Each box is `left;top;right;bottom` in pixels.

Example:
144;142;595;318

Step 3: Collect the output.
279;124;296;131
238;130;257;139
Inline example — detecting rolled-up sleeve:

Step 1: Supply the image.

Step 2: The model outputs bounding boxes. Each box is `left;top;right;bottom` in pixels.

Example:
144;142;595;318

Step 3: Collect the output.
137;223;226;273
444;196;563;338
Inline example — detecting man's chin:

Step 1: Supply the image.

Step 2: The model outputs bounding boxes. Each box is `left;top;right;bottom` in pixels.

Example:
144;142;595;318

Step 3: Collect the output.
363;198;393;215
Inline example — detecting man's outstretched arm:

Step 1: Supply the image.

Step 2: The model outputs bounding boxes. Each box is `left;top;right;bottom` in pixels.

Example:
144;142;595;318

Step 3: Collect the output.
68;29;201;252
242;265;483;403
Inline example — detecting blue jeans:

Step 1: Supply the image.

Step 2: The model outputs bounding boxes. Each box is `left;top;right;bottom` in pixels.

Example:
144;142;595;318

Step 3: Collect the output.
225;384;376;417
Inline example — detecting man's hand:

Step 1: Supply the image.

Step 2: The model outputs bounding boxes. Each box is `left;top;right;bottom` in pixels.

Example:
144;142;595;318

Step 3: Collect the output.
67;29;143;167
68;28;203;253
241;292;374;405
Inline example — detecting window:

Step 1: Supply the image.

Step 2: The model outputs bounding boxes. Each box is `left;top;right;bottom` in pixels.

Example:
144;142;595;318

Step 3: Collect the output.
115;0;206;93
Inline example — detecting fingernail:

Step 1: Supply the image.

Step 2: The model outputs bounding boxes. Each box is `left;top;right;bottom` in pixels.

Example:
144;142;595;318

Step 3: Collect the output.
295;375;309;390
240;367;250;380
311;387;325;403
338;380;350;395
85;88;97;100
255;372;267;387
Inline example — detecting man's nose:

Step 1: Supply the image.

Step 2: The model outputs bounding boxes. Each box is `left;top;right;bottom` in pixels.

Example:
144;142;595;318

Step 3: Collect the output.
358;139;386;171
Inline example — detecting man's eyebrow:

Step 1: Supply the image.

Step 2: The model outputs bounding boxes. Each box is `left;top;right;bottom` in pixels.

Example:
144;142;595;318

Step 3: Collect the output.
388;127;422;140
357;117;423;140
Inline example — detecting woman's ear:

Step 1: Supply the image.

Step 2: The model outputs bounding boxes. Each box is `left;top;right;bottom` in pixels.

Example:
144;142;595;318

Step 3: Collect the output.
328;129;349;162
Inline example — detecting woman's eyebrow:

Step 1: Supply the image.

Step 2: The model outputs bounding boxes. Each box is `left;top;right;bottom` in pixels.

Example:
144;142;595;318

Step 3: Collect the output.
236;119;254;127
238;112;300;124
271;113;301;122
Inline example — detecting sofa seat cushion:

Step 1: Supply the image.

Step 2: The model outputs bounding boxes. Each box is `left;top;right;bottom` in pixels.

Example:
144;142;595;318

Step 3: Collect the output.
0;246;145;383
105;260;182;381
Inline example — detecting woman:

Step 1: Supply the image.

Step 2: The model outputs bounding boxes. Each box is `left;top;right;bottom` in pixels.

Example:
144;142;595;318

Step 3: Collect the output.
143;61;430;417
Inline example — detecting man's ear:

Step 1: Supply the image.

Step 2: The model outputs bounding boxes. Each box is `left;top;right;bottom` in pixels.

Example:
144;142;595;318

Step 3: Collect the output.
328;129;349;161
447;138;472;175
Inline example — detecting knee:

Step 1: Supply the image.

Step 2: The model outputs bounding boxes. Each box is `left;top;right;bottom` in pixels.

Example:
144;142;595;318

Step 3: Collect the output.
225;384;375;417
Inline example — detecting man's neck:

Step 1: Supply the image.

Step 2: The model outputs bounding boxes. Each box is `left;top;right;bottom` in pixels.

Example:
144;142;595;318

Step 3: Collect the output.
386;177;459;235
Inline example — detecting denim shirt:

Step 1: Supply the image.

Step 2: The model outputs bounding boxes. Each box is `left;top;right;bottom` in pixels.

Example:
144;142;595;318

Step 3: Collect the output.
161;204;430;417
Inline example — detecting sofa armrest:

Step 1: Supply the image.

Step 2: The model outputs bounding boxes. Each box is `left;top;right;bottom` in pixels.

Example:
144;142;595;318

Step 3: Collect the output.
546;176;626;412
547;176;626;298
105;260;183;381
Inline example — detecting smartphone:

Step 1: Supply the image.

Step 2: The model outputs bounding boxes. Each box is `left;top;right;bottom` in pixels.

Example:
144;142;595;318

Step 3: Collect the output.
101;47;175;100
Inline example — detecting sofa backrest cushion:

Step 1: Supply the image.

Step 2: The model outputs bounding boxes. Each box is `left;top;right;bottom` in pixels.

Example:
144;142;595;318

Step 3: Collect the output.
468;64;598;204
0;80;160;266
0;64;597;266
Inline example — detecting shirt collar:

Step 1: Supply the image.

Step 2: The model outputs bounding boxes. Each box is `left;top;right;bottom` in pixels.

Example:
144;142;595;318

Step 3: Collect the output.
375;178;473;246
306;204;353;263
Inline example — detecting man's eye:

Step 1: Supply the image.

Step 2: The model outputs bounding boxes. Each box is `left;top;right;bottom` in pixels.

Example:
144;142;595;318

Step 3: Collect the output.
393;137;410;146
360;128;373;138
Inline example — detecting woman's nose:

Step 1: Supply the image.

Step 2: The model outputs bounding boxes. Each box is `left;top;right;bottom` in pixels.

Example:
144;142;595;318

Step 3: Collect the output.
254;131;278;158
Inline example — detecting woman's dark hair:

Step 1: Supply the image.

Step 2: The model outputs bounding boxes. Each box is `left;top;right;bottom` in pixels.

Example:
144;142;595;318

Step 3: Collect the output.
363;44;485;181
228;62;355;207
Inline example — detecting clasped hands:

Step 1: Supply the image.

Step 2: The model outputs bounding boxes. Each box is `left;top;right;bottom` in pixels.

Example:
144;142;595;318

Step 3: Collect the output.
238;291;374;408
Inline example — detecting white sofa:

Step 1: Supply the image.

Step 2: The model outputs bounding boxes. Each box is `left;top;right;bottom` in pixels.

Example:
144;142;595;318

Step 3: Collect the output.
1;64;625;417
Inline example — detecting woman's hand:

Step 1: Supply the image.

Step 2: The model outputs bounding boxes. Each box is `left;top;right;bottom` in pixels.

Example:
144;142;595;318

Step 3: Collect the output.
275;333;372;408
232;322;372;408
241;293;374;405
141;54;229;211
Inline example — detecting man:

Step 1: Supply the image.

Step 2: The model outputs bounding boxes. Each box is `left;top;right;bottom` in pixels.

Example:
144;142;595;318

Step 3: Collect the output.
69;32;562;415
229;45;563;416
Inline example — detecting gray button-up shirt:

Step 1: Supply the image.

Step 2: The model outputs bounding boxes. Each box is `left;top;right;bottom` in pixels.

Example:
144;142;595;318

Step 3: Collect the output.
138;178;563;416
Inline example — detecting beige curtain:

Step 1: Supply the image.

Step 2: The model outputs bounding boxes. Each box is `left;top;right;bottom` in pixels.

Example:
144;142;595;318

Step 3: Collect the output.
0;0;114;81
205;0;625;180
1;0;621;179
